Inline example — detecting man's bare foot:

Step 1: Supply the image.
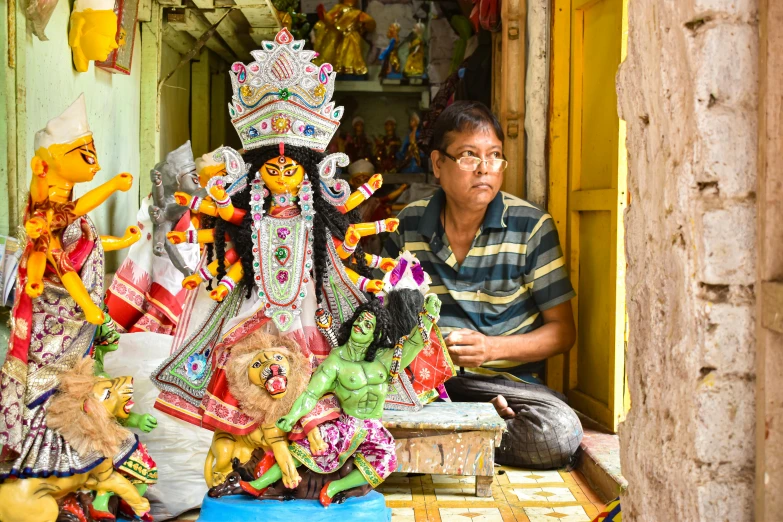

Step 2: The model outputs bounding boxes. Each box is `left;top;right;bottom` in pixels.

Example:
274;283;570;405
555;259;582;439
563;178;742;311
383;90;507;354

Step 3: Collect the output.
491;395;515;419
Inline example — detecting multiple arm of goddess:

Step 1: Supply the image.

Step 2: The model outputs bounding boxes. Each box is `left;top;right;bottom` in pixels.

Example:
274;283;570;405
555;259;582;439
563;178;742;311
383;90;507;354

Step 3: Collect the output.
167;172;399;301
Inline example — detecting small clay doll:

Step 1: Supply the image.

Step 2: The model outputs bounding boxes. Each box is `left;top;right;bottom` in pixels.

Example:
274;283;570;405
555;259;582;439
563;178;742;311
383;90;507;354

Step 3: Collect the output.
397;112;426;173
345;116;374;163
403;21;427;80
314;0;376;76
379;22;403;80
374;116;402;173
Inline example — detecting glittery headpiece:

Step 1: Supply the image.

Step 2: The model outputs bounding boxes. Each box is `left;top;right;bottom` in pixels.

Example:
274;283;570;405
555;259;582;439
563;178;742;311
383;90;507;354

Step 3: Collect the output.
228;28;344;152
205;146;250;196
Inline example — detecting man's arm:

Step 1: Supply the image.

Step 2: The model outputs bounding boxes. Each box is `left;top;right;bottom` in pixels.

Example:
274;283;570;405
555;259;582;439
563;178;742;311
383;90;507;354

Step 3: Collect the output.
446;301;575;367
448;211;577;368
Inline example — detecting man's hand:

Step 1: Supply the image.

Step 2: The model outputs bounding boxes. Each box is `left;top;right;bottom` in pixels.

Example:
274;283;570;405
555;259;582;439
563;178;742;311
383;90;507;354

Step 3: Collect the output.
445;329;495;368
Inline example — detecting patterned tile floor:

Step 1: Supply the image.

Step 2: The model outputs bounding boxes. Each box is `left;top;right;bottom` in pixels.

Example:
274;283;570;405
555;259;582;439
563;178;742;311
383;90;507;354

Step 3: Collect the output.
173;467;605;522
377;467;604;522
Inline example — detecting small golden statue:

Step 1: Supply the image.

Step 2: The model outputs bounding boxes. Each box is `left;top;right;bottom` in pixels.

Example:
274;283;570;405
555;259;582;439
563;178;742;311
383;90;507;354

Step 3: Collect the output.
403;21;427;79
380;22;402;80
314;0;376;76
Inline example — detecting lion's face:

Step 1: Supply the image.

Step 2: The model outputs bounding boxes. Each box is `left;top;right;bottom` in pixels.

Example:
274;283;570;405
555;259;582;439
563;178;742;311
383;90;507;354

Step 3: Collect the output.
247;351;291;399
91;375;134;420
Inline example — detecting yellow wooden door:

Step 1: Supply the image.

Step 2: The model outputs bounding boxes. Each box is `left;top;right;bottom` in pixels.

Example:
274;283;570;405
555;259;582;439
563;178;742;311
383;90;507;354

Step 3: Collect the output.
549;0;628;432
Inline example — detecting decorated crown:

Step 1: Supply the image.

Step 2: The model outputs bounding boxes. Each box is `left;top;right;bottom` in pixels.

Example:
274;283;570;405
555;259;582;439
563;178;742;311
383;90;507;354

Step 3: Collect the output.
228;28;344;153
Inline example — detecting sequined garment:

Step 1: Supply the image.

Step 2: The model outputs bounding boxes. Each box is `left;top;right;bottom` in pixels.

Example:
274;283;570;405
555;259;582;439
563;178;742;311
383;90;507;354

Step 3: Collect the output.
0;216;137;479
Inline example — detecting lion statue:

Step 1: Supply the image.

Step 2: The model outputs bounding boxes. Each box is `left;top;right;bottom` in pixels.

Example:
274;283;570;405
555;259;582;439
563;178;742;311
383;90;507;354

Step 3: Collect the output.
204;330;333;489
0;359;154;522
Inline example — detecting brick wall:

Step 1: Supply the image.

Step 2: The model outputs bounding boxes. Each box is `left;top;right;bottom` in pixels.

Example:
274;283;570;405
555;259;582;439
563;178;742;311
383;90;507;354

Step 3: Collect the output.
617;0;758;519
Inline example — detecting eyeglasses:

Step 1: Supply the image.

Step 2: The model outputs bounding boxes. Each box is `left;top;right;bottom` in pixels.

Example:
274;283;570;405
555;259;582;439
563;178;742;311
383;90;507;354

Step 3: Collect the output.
439;150;508;173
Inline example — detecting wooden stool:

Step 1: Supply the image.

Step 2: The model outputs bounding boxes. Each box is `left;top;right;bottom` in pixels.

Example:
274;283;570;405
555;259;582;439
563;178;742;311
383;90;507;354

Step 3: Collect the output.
382;402;506;497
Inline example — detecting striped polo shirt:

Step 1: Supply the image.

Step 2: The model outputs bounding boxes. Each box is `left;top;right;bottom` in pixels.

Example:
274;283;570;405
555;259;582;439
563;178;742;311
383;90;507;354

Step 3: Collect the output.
382;189;575;382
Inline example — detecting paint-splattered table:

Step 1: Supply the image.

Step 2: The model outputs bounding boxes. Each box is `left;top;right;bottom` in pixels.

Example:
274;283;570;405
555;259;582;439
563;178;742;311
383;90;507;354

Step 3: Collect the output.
382;402;506;497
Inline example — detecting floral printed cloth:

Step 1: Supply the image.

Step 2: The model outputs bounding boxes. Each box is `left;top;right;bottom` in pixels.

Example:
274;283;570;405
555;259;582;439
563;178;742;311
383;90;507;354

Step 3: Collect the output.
289;413;397;488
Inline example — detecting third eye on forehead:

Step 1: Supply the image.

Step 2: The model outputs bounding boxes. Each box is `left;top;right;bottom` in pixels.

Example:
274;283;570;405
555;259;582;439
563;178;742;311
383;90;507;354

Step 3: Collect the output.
265;159;298;168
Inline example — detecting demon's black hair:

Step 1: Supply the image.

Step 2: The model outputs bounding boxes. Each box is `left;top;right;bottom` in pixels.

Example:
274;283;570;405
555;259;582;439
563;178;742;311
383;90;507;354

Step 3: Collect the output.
335;289;424;362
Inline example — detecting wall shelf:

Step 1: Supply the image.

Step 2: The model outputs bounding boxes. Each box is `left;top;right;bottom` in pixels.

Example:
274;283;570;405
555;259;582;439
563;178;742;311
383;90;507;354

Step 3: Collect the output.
380;173;431;185
334;81;429;94
333;65;431;109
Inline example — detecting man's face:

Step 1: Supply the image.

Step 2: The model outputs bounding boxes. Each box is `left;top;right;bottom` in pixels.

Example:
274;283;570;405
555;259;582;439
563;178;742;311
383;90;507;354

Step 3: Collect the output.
354;121;364;135
431;127;504;211
350;311;376;346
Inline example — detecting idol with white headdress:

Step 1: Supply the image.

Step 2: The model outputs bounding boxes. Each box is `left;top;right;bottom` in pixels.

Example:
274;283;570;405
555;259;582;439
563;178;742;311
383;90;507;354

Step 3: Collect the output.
150;28;399;437
0;94;152;519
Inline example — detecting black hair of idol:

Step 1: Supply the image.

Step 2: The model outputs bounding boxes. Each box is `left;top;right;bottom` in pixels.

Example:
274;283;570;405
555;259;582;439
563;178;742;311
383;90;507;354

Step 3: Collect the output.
208;144;372;299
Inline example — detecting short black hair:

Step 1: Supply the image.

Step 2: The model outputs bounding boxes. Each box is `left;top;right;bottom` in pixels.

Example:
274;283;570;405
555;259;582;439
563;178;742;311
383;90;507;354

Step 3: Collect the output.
430;101;504;153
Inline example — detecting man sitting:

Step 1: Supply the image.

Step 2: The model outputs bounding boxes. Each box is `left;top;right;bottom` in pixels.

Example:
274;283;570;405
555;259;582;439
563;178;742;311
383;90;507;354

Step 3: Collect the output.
383;101;582;469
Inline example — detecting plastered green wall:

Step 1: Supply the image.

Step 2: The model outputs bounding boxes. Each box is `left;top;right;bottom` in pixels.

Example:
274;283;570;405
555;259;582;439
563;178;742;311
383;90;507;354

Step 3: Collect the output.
159;41;191;159
23;0;142;271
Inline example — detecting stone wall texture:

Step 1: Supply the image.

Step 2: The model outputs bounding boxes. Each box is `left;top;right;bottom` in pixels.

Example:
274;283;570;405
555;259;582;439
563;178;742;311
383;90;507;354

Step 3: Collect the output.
617;0;758;520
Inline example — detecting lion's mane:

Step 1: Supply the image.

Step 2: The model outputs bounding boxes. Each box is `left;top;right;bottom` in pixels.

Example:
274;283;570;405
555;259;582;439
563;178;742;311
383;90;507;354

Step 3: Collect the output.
47;358;132;458
225;330;312;425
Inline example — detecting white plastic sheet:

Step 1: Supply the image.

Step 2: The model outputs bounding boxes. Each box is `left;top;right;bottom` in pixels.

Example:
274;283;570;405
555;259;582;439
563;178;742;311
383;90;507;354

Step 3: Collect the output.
106;333;212;520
